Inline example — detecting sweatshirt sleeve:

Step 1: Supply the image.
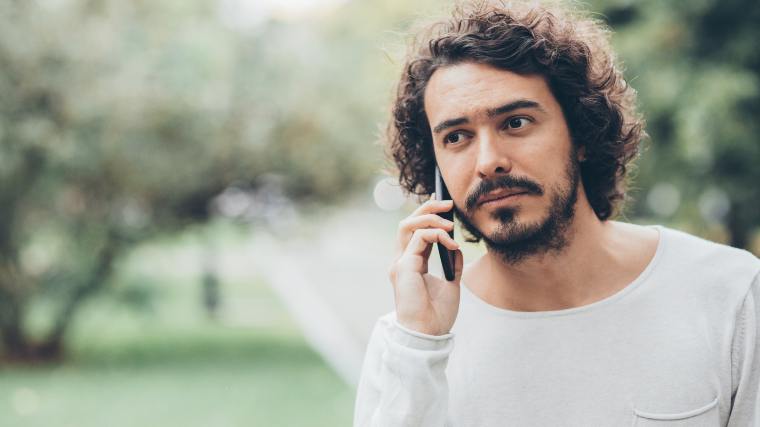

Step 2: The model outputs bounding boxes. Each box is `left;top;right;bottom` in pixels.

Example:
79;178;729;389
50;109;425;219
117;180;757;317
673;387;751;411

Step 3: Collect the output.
728;271;760;426
353;312;454;427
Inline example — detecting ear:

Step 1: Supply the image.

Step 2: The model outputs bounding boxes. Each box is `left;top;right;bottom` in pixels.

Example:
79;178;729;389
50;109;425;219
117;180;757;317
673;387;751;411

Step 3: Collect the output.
577;145;587;162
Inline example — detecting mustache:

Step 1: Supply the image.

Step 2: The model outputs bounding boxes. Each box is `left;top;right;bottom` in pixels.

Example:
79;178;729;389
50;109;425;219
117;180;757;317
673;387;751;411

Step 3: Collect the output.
464;175;544;211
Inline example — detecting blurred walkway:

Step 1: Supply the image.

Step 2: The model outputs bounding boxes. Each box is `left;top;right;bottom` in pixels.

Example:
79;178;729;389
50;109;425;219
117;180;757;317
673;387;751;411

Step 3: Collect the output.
250;198;404;387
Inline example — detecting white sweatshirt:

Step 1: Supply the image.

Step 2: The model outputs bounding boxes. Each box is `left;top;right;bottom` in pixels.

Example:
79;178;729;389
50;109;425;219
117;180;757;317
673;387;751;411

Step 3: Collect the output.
354;226;760;426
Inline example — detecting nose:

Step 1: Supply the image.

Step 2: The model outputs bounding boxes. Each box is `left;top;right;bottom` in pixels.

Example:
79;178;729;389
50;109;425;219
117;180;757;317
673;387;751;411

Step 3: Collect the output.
475;129;512;179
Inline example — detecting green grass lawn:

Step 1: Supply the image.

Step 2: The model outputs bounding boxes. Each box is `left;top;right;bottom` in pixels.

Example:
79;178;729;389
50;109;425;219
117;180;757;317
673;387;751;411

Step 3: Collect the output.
0;329;354;427
0;225;356;427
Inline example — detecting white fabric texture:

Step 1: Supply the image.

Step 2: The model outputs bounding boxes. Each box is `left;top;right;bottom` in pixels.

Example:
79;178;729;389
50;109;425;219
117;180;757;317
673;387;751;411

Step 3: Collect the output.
353;225;760;426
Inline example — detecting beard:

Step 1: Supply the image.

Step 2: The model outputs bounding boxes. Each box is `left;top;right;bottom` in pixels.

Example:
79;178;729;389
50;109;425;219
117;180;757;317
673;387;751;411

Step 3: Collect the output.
453;150;581;265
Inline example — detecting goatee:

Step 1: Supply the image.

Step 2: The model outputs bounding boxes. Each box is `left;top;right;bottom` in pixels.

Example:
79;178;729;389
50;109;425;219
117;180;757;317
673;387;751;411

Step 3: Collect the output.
454;154;580;264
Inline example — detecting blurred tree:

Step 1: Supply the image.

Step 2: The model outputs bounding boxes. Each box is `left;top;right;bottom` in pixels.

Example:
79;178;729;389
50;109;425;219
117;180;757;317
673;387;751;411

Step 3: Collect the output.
594;0;760;248
0;0;396;361
0;0;246;361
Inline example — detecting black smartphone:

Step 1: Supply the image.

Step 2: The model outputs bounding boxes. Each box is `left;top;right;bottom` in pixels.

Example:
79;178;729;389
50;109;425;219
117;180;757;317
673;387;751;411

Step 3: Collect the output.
435;165;456;281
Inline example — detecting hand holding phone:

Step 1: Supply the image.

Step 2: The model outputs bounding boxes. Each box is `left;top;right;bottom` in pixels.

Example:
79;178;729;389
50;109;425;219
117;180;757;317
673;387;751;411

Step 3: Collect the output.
387;167;462;336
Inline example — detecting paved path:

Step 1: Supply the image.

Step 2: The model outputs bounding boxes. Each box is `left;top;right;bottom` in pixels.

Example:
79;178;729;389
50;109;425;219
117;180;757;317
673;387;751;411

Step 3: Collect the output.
234;195;481;387
250;198;406;387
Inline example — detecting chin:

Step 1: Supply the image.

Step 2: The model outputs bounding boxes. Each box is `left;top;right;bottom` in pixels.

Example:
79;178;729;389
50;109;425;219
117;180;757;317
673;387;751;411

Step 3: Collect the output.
488;204;539;226
491;214;546;241
454;198;569;250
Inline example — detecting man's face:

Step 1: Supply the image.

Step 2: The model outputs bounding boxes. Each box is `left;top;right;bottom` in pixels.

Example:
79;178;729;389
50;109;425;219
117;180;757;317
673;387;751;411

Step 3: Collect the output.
423;62;583;262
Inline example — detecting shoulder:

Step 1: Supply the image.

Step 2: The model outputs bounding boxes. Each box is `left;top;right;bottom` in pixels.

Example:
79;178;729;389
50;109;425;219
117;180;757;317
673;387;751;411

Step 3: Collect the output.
657;225;760;273
654;224;760;306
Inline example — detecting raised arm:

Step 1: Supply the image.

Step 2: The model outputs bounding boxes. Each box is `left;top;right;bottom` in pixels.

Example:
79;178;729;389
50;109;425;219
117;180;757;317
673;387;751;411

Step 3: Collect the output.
353;313;454;426
354;197;463;426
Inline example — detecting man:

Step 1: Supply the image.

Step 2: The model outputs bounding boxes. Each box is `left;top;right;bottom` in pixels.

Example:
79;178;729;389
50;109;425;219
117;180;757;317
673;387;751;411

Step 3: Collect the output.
353;1;760;426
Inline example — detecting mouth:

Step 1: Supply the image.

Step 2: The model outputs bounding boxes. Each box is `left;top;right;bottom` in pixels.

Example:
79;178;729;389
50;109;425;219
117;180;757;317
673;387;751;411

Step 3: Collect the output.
478;190;530;206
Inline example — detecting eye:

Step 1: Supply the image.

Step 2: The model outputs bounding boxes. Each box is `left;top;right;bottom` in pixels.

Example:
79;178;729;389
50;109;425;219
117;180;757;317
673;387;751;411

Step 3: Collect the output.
504;117;531;130
443;131;469;145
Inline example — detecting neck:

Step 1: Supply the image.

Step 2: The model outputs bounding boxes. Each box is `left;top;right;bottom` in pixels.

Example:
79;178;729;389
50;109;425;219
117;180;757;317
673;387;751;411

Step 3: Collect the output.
470;191;623;312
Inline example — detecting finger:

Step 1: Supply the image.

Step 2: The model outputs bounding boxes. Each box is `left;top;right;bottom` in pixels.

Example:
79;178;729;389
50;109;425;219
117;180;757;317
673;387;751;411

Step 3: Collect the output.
396;214;455;257
399;214;454;233
398;215;454;249
410;197;454;217
403;228;459;260
389;241;434;284
452;249;464;283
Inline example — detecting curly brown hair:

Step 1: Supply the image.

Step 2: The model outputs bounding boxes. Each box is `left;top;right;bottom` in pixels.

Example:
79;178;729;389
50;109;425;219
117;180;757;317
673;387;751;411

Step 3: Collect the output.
386;0;645;221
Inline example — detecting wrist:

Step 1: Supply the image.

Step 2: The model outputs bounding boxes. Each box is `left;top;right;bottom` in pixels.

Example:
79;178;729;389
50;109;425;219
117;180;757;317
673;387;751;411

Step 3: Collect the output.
395;317;449;337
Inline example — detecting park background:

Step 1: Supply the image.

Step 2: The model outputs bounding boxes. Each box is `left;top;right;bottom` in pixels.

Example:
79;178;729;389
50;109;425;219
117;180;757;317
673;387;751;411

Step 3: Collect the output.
1;0;758;425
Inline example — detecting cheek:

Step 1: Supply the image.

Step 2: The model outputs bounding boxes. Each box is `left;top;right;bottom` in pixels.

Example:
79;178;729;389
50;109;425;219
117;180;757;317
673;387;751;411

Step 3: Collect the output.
520;128;571;178
439;155;476;203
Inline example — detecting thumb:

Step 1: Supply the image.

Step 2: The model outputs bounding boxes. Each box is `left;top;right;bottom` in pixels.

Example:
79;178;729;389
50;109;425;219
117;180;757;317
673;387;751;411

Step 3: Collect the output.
452;249;464;283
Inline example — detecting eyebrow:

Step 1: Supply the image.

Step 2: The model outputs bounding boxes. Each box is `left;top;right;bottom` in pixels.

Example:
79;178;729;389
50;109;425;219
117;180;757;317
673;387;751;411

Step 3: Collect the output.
431;99;546;135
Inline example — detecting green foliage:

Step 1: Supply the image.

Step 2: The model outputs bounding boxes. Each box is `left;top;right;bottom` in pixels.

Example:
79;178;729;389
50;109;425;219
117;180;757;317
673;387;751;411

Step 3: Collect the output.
592;0;760;246
0;0;400;359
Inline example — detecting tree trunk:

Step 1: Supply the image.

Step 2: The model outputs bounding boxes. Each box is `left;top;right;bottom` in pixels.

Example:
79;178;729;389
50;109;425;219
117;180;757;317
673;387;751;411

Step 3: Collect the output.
0;259;36;361
42;229;123;356
0;230;123;363
0;301;32;360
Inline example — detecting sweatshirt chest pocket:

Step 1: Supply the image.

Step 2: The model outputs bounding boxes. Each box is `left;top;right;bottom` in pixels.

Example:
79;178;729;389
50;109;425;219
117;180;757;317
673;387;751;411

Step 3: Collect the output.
632;396;719;426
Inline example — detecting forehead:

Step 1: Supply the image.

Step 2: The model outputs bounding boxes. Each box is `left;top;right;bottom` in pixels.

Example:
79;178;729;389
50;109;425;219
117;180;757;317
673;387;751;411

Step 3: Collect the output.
423;62;556;124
